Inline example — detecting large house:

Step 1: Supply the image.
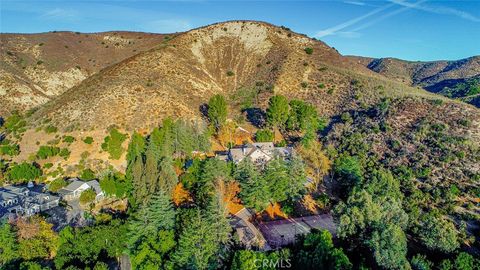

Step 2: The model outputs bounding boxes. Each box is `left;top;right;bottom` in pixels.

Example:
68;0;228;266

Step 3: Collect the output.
218;142;293;165
57;178;104;201
0;183;59;219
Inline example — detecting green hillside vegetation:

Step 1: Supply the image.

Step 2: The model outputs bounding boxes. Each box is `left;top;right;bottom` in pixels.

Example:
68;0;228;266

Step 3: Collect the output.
101;128;127;160
439;77;480;98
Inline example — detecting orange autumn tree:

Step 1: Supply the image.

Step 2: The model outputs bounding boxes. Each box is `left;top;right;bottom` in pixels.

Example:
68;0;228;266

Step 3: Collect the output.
172;182;192;206
302;194;319;214
215;178;243;214
265;202;288;219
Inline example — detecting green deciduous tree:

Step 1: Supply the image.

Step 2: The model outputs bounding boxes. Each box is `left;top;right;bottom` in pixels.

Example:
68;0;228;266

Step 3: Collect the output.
295;230;351;270
334;155;363;197
7;162;42;183
287;99;319;132
100;171;128;198
454;252;478;270
80;168;95;180
49;178;67;192
55;220;127;269
417;211;459;253
368;224;409;269
335;165;409;269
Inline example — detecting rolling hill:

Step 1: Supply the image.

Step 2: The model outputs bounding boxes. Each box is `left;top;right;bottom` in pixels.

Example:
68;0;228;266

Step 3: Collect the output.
349;56;480;107
0;31;170;115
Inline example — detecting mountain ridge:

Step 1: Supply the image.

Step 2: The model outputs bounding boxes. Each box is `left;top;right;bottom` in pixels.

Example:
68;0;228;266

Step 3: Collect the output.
28;20;450;131
349;55;480;107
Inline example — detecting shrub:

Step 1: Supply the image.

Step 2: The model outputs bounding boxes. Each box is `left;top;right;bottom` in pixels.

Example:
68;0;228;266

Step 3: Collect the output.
301;82;308;88
433;99;444;106
304;47;313;54
341;112;353;124
62;136;75;143
80;151;90;160
0;144;20;156
79;188;96;204
318;83;325;89
49;178;67;192
83;136;94;144
36;145;60;159
59;148;71;159
81;168;96;180
44;125;58;134
43;163;53;169
46;138;60;145
226;70;234;76
101;128;127;160
458;119;471;127
275;140;287;147
4;112;27;133
255;129;274;142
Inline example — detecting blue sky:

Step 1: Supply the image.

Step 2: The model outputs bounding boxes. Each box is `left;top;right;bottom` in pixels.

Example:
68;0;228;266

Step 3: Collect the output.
1;0;479;61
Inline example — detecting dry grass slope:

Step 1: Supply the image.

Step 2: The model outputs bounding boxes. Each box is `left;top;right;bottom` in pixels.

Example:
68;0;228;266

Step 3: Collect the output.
0;31;170;115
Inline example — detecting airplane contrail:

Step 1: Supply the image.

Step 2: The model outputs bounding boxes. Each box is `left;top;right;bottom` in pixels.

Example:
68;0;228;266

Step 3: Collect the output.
390;0;480;22
314;2;395;38
351;0;428;32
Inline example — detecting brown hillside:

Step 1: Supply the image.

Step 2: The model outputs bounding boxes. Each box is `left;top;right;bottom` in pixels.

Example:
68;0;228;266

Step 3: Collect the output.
0;31;171;115
31;21;441;131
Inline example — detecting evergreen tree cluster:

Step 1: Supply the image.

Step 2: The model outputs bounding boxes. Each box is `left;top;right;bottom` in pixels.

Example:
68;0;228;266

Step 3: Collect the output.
126;118;210;205
234;156;307;212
